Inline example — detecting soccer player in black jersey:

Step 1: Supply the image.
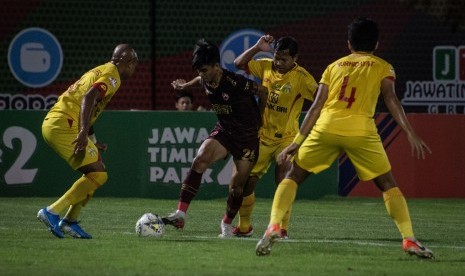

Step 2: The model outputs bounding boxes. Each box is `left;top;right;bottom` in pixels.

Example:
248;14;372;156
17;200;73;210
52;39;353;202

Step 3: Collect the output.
162;39;268;237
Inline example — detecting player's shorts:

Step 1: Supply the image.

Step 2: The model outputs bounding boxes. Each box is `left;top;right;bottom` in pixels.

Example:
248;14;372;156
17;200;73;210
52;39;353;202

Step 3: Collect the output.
251;138;293;178
294;130;391;181
208;123;259;162
42;116;101;170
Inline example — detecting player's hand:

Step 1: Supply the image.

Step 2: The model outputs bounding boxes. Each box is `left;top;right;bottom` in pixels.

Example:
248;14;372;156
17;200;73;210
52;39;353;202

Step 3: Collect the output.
277;143;300;165
406;132;432;159
255;34;274;52
171;79;187;90
72;130;89;155
95;142;108;152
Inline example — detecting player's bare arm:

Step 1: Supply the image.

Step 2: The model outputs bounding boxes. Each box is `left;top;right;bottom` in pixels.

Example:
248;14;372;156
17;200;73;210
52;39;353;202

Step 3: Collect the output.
234;34;274;70
278;83;328;164
381;78;432;159
171;76;201;90
73;87;100;154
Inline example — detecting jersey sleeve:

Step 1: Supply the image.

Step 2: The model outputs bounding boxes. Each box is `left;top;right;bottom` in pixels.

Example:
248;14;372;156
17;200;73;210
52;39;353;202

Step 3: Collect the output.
302;72;318;100
382;62;396;81
320;64;332;86
247;59;268;78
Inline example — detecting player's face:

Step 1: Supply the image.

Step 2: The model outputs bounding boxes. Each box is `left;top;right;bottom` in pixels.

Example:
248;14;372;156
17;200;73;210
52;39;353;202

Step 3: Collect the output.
196;64;219;83
273;50;296;74
176;97;193;111
121;58;138;80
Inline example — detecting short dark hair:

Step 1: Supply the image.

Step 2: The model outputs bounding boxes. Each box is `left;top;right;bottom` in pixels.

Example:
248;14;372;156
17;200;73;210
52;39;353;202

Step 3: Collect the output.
175;91;194;102
348;17;378;52
192;38;220;70
274;36;298;57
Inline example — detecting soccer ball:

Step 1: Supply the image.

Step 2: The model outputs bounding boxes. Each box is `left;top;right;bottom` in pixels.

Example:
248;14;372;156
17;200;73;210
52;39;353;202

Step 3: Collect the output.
135;213;165;237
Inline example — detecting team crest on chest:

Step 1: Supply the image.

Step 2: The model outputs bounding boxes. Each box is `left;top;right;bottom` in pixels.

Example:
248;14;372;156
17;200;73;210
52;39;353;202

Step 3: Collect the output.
222;92;230;101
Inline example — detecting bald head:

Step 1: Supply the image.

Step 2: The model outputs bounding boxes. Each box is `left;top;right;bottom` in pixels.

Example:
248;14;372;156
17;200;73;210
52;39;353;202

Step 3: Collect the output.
111;44;138;80
111;44;138;63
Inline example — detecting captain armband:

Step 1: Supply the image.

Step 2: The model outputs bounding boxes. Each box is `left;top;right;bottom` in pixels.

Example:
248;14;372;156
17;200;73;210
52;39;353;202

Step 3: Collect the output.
292;132;307;145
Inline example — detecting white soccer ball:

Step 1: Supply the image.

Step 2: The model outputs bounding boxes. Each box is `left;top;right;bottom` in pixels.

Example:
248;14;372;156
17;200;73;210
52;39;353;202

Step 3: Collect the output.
135;213;165;237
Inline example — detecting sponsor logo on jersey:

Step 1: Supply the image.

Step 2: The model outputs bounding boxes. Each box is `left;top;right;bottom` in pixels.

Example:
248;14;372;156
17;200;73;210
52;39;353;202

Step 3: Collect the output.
109;77;117;87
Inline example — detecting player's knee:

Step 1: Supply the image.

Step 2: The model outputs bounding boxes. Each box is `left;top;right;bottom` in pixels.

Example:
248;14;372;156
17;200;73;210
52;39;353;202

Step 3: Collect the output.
86;171;108;188
230;186;243;198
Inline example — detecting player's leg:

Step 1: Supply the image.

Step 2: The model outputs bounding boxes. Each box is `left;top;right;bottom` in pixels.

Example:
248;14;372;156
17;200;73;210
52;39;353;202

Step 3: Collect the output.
256;130;339;255
219;158;255;238
59;196;93;239
234;175;258;236
163;138;228;228
274;141;293;238
38;119;105;238
346;134;433;258
256;162;309;255
235;142;274;236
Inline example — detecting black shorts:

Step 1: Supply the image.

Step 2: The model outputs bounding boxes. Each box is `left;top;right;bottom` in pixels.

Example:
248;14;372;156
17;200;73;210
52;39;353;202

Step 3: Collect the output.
208;123;259;162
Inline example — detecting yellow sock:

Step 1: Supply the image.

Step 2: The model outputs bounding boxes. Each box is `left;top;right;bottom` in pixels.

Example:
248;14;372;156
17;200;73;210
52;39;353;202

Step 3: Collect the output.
63;192;93;221
49;172;106;214
280;204;293;231
64;202;83;221
383;187;414;239
270;179;298;225
238;193;255;232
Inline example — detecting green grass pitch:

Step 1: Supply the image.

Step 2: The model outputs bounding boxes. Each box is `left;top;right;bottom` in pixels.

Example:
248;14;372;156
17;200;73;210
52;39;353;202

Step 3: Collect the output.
0;197;464;275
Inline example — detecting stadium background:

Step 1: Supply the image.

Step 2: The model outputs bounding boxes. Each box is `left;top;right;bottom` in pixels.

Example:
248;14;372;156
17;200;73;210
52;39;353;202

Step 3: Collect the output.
1;0;464;198
1;0;464;111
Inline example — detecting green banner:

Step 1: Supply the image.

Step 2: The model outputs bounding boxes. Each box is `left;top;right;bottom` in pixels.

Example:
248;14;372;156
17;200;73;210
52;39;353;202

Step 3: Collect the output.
0;111;337;199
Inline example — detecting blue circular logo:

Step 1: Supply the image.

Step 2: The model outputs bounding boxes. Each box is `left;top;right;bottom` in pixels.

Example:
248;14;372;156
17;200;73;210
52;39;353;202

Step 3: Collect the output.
220;29;273;76
8;27;63;88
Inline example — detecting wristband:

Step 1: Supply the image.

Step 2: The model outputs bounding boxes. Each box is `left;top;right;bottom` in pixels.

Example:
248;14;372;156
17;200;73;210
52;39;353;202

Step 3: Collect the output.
292;132;306;145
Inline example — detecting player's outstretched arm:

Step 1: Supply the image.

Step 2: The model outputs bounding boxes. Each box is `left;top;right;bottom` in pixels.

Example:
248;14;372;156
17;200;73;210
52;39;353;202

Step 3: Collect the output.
171;76;201;90
233;34;274;70
381;78;432;159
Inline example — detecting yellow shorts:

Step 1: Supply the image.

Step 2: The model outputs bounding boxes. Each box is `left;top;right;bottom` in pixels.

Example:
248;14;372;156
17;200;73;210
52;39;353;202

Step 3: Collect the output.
42;116;100;170
295;130;391;181
251;138;293;178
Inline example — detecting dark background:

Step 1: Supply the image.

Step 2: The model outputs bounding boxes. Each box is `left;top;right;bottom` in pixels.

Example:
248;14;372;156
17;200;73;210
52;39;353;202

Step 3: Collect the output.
1;0;464;111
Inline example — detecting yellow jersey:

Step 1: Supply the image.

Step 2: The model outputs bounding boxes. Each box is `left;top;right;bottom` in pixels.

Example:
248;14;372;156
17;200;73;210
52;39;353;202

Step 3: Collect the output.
316;53;395;136
248;58;317;144
47;62;121;126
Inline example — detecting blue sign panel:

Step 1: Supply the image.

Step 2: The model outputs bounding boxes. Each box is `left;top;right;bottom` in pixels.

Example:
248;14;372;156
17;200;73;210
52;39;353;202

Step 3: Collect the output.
220;29;273;77
8;28;63;88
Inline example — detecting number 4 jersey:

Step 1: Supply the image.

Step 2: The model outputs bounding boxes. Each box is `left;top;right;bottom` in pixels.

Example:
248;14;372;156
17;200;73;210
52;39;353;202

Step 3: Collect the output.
316;52;396;136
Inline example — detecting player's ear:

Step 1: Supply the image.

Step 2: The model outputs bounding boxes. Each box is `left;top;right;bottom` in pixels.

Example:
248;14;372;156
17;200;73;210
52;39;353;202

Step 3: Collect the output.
347;40;352;51
374;41;379;51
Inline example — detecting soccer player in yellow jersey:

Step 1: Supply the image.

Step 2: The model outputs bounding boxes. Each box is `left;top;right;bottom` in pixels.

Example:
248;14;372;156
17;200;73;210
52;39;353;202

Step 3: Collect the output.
233;35;318;238
37;44;138;239
256;18;434;259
